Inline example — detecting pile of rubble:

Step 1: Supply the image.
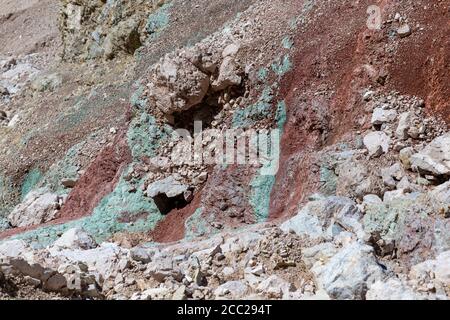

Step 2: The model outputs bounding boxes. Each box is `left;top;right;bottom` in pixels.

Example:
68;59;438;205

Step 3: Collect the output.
1;190;448;300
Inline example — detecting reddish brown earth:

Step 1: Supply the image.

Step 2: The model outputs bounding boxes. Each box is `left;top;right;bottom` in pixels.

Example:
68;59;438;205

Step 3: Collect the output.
56;129;132;220
150;190;204;243
270;0;450;220
0;127;132;240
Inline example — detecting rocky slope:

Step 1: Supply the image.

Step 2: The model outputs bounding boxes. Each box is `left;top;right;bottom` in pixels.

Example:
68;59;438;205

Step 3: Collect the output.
0;0;449;300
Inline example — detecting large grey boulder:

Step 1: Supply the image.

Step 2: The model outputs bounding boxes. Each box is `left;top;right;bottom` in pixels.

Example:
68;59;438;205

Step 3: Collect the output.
8;188;62;228
146;53;210;115
280;196;364;241
371;108;397;125
366;278;423;300
311;242;385;300
52;228;97;250
410;133;450;176
146;176;189;199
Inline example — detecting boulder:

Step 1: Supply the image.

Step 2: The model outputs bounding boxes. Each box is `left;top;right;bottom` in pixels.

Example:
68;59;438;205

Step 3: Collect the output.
130;247;153;264
363;132;390;157
53;228;97;250
8;188;61;228
397;24;412;38
381;163;404;189
366;278;422;300
103;18;141;59
430;181;450;205
410;133;450;176
211;56;242;91
146;176;189;198
214;281;249;298
147;53;210;115
411;251;450;286
281;196;364;241
311;242;385;300
371;108;397;125
257;275;293;299
395;112;413;140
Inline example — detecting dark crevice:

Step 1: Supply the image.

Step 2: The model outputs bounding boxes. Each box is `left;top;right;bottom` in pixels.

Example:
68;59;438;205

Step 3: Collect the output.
153;193;190;215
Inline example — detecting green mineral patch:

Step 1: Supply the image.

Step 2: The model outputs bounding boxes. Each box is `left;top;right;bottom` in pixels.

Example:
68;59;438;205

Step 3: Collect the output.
282;36;294;49
127;112;172;161
258;67;269;81
21;169;43;200
271;55;292;76
319;165;338;196
130;84;147;109
184;208;216;240
232;87;274;128
249;173;276;222
146;2;173;39
10;167;163;247
275;100;287;129
41;141;85;194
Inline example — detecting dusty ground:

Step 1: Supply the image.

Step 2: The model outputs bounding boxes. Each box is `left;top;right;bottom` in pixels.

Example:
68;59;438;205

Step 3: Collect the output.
0;0;60;57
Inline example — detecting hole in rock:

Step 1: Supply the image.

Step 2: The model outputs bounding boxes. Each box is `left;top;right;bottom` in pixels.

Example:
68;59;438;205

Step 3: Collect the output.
152;193;190;215
172;81;248;135
172;97;223;135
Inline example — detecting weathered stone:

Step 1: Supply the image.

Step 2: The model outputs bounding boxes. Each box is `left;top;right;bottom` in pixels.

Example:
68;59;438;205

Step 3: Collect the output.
399;147;414;170
410;251;450;287
130;247;153;264
381;163;404;189
410;133;450;176
222;43;241;58
366;278;422;300
211;56;242;91
257;275;293;299
311;242;385;300
172;285;187;300
147;53;210;115
53;228;97;250
214;281;249;298
281;196;364;241
104;18;141;59
395;112;413;140
371;108;397;125
363;132;390;157
8;188;61;228
147;176;189;198
397;24;412;38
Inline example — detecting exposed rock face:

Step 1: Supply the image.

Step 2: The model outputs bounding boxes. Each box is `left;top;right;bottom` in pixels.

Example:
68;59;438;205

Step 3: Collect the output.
1;0;449;302
281;196;364;241
7;189;63;228
60;0;154;60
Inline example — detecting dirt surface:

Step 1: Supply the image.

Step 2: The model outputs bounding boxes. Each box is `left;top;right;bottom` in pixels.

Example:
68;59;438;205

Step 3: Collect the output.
0;0;60;57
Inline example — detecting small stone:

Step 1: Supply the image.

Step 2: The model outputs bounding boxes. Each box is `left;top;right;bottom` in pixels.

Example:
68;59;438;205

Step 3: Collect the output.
371;108;397;125
61;178;78;188
397;24;412;38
